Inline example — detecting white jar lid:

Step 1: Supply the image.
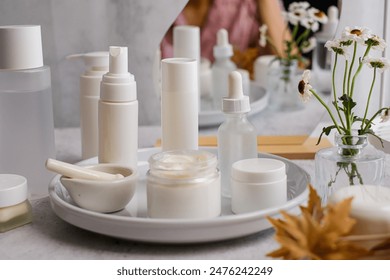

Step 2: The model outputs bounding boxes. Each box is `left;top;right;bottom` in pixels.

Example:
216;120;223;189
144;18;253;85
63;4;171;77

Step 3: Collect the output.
0;25;43;70
231;158;286;183
0;174;28;208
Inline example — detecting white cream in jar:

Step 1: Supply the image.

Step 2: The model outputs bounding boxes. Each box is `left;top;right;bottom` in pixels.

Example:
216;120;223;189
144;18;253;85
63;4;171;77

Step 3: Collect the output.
147;150;221;219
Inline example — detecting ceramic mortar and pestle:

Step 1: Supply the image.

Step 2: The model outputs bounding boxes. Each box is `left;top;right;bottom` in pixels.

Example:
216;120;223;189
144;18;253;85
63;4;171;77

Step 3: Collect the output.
46;158;138;213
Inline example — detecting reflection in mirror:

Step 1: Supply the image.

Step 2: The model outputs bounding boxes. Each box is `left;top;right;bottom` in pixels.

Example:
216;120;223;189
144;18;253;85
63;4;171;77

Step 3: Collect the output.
159;0;339;131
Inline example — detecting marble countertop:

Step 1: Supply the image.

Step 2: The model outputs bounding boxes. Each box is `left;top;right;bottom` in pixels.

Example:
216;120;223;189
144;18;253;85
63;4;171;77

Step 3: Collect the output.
0;98;358;260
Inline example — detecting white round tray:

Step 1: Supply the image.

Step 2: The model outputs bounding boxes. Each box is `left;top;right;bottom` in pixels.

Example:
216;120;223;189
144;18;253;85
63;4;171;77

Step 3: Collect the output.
199;82;268;127
49;147;309;244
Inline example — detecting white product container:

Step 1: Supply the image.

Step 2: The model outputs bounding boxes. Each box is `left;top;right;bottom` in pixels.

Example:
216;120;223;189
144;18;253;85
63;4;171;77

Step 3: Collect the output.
161;58;198;151
67;52;109;159
218;71;257;198
211;29;237;109
231;158;287;214
0;174;32;232
312;6;339;94
0;25;55;199
98;46;138;169
147;150;221;219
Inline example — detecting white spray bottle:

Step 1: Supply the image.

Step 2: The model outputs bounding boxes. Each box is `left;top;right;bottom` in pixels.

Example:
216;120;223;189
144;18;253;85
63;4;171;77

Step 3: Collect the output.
98;46;138;169
67;52;109;159
217;71;257;198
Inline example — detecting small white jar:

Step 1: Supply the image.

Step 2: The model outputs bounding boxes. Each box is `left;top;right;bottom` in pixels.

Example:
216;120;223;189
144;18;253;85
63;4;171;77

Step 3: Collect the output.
0;174;32;232
231;158;287;214
147;150;221;219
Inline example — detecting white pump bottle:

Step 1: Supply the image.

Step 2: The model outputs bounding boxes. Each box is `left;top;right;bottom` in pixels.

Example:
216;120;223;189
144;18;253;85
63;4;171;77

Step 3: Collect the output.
217;71;257;198
98;46;138;169
67;52;109;159
211;29;237;109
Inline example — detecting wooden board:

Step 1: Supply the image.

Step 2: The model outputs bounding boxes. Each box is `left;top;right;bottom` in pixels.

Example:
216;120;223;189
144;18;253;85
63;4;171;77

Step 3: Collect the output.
155;135;332;160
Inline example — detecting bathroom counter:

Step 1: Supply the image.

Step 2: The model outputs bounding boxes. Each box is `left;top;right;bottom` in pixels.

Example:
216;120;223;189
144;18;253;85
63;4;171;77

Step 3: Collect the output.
2;101;387;260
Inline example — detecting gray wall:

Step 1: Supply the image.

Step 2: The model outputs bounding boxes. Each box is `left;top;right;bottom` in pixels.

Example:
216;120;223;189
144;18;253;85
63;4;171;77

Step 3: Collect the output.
0;0;188;127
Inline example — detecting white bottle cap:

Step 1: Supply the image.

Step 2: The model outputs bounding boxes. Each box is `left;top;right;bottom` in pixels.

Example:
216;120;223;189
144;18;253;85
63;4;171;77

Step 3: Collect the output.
322;6;339;36
213;29;233;58
67;51;109;71
0;174;28;208
222;71;250;113
100;46;137;102
231;158;286;184
161;58;198;93
173;25;200;62
0;25;43;70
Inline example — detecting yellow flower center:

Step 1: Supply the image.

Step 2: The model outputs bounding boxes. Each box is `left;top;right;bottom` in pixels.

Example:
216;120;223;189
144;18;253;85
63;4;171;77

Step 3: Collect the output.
314;11;325;18
351;29;362;36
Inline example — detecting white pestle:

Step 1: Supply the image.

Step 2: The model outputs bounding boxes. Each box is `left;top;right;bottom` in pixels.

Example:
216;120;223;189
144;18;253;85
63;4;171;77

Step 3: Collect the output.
45;158;124;181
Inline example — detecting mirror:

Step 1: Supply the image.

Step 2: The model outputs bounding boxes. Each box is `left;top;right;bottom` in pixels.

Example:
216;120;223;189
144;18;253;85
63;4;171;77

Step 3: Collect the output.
159;0;339;130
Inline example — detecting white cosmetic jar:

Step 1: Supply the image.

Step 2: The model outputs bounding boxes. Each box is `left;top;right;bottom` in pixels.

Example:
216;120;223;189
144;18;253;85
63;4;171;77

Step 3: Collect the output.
147;150;221;219
231;158;287;214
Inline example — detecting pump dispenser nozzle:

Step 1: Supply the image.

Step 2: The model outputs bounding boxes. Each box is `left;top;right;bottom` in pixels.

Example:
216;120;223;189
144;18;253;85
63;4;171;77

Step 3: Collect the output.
322;6;339;36
222;71;250;113
109;46;127;74
67;52;109;72
213;28;233;58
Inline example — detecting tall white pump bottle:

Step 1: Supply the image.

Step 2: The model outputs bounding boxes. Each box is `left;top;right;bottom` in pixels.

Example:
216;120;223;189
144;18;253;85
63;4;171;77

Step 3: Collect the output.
211;29;237;109
217;71;257;198
67;52;109;159
98;46;138;169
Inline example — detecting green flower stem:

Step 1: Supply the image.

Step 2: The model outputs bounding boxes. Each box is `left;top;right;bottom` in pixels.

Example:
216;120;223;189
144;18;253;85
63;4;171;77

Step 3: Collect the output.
265;36;283;58
295;29;311;47
361;67;377;132
362;107;388;133
310;89;343;134
350;44;372;98
343;60;349;96
332;54;346;129
347;41;358;96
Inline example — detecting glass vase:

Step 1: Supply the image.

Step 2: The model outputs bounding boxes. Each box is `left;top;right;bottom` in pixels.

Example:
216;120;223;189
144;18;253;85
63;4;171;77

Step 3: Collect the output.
267;59;304;111
315;132;385;204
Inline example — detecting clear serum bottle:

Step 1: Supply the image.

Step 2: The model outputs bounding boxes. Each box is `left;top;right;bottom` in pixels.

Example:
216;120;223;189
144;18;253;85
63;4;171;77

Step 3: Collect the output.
218;71;257;198
98;46;138;169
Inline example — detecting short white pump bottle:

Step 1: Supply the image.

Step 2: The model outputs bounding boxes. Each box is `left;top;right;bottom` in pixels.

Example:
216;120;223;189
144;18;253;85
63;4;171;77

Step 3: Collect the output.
218;71;257;198
211;29;237;109
98;46;138;169
67;52;109;159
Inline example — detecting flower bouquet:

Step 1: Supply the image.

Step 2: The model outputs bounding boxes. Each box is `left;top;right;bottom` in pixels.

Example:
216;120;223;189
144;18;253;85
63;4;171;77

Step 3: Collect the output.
299;26;389;201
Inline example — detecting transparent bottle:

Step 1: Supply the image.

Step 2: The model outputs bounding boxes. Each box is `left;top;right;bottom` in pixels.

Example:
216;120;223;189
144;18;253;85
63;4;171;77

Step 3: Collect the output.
218;71;257;198
211;29;237;109
0;25;55;199
315;132;385;204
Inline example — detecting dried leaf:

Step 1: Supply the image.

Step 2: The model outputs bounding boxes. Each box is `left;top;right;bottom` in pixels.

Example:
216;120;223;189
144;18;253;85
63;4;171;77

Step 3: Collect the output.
267;185;371;260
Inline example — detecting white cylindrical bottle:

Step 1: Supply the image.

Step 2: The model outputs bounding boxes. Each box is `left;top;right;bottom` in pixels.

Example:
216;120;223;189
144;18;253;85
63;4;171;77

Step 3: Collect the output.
312;6;339;94
211;29;237;109
98;46;138;169
218;71;257;198
161;58;199;151
67;52;109;159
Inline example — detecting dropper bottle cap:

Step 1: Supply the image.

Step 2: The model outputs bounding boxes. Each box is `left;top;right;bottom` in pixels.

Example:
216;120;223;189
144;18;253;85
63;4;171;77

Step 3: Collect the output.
100;46;137;102
222;71;250;113
213;29;233;58
322;6;339;36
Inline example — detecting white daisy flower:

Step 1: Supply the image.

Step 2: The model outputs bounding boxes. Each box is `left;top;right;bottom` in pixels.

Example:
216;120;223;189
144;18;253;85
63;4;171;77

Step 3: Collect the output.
300;17;319;32
363;56;390;73
287;9;307;25
289;1;310;12
366;34;387;51
298;70;313;102
307;7;328;24
301;37;317;53
342;26;371;44
380;108;390;123
259;24;268;47
325;39;349;58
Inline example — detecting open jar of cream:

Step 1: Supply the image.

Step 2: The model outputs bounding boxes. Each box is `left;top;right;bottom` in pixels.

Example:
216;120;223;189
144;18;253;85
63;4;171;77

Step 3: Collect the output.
147;150;221;219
